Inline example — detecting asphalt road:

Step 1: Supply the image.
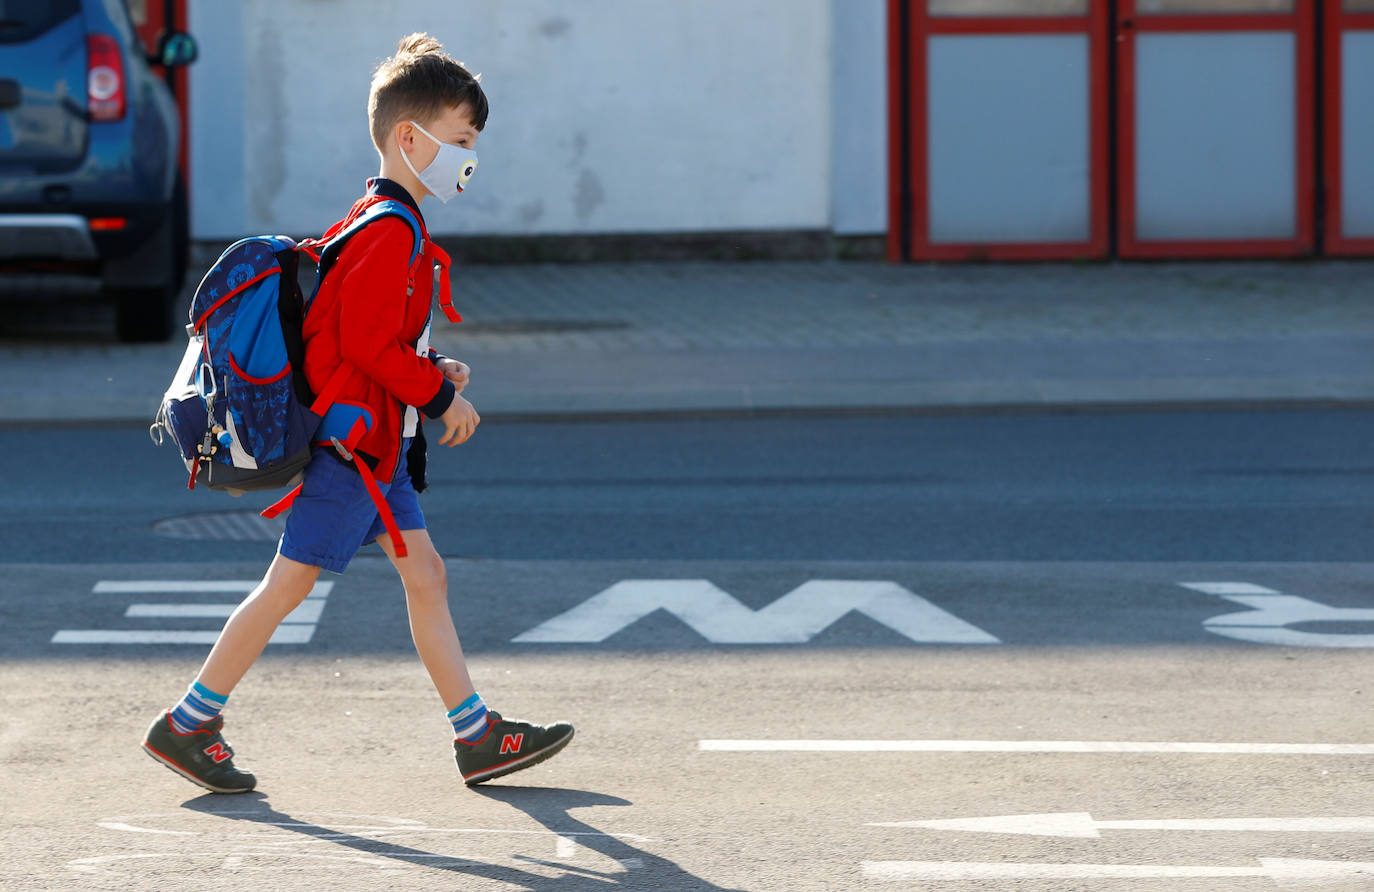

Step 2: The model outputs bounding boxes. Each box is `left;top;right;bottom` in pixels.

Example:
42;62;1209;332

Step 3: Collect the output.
3;410;1374;890
4;408;1374;564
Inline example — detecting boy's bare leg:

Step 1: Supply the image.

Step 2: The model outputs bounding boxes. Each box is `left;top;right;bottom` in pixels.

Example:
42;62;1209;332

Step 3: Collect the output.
195;552;322;695
377;528;477;709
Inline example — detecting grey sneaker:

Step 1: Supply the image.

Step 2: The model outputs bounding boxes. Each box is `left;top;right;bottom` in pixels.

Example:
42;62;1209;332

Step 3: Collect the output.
454;711;574;786
142;710;256;793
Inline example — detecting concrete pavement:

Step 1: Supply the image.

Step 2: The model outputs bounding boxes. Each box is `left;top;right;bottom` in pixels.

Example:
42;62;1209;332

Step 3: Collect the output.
1;259;1372;422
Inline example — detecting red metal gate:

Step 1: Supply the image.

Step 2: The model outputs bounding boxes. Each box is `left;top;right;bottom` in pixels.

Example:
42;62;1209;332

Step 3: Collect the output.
1116;1;1315;258
127;0;190;179
887;2;1110;262
1323;0;1374;255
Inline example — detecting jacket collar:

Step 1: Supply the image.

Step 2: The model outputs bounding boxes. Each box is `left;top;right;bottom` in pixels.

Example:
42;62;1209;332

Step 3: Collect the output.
365;177;425;227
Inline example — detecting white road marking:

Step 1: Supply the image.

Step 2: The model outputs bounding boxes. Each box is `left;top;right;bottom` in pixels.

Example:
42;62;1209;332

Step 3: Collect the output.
93;580;258;593
69;852;424;873
68;854;178;873
80;814;657;876
125;604;237;619
54;581;333;646
97;815;653;843
1181;582;1281;596
1184;581;1374;648
700;739;1374;754
53;630;223;645
870;813;1374;837
862;858;1374;882
95;822;197;836
513;579;998;645
125;600;326;623
267;625;315;645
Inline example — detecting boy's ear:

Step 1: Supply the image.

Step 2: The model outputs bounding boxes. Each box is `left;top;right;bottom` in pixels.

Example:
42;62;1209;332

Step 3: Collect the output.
393;120;416;156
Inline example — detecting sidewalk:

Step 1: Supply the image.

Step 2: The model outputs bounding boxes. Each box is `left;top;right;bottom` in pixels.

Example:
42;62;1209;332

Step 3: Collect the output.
2;259;1372;422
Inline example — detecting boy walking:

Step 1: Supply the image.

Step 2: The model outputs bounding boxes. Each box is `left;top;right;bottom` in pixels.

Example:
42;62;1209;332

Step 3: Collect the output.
142;34;573;792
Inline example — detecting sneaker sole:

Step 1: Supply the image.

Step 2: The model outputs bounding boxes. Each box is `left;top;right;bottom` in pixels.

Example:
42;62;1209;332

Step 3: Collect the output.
141;739;255;794
463;727;575;786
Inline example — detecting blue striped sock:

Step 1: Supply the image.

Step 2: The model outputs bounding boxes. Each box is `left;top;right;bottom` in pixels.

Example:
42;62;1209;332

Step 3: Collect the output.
448;693;489;742
169;681;228;734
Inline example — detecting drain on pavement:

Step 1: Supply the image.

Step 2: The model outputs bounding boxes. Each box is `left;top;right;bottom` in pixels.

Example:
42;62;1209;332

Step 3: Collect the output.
153;510;284;542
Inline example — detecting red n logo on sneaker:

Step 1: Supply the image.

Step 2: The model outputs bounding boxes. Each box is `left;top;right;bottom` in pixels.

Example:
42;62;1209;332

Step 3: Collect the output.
499;733;524;754
203;742;232;763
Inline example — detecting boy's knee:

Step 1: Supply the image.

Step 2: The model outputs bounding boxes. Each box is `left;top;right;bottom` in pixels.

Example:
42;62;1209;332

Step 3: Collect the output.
259;556;321;608
407;552;447;603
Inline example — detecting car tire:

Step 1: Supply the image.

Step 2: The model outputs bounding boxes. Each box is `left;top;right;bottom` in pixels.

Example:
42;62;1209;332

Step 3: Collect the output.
113;279;177;343
112;177;188;343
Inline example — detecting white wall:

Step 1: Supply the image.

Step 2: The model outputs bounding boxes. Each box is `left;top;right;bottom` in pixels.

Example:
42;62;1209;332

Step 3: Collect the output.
191;0;889;241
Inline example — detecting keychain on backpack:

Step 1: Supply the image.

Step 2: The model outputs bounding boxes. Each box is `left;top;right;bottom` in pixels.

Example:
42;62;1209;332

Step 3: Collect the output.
195;363;224;458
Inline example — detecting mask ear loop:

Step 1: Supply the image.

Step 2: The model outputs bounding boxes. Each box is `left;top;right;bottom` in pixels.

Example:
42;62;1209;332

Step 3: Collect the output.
399;123;429;184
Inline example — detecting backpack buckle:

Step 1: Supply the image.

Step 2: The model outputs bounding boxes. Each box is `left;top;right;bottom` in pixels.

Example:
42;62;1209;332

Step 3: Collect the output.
329;436;354;462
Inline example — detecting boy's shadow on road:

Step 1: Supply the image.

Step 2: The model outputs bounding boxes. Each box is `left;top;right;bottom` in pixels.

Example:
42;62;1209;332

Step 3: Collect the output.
183;786;743;890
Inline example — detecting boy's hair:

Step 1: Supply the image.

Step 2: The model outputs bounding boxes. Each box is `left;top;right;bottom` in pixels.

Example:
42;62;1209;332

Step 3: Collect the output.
369;33;489;151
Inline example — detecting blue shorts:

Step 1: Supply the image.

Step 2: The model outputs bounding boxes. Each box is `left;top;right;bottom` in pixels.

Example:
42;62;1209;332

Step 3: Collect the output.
278;439;425;573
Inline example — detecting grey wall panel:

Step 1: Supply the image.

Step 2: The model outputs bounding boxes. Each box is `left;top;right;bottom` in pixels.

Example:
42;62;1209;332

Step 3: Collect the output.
928;34;1090;244
1342;31;1374;237
1135;32;1295;241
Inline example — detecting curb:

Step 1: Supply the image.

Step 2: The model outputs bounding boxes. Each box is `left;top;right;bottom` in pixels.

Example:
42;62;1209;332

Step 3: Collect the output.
7;390;1374;428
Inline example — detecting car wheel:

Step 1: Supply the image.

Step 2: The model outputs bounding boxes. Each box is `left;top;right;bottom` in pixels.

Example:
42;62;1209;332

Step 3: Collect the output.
112;177;188;343
113;279;178;342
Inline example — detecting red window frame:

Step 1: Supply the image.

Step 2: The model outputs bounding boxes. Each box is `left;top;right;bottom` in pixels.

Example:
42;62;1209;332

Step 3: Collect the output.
1116;1;1315;258
888;2;1110;262
1323;0;1374;256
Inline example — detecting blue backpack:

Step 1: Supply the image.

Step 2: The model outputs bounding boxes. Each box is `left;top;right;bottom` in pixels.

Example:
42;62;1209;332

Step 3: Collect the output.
151;199;427;507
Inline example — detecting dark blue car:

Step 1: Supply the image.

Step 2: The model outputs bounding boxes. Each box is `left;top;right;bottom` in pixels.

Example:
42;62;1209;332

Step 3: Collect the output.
0;0;196;341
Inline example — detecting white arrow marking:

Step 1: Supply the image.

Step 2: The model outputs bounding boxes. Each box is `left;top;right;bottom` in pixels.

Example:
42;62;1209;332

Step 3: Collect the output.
1183;581;1374;648
512;579;998;644
863;859;1374;883
870;813;1374;838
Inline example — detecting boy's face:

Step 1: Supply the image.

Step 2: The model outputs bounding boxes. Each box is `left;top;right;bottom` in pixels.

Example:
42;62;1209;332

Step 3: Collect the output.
402;103;480;171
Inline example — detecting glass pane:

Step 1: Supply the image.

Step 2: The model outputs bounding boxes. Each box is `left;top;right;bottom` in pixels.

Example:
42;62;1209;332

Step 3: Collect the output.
1346;0;1374;11
928;0;1087;16
0;0;80;43
1137;0;1294;13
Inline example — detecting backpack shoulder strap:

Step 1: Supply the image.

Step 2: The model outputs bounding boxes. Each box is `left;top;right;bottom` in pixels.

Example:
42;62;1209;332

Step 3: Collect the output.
316;199;425;282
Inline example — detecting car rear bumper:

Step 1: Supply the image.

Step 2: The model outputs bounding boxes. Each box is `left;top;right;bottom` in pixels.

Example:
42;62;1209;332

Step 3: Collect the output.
0;214;98;261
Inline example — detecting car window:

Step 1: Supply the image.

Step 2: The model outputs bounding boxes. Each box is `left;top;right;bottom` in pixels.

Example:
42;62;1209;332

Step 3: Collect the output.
0;0;80;44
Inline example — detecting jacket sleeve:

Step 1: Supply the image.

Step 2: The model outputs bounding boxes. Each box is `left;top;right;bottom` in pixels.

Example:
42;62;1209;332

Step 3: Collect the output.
334;219;455;418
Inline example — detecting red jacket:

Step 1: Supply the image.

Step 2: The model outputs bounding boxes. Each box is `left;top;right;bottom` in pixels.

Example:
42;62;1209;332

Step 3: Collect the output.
301;179;455;484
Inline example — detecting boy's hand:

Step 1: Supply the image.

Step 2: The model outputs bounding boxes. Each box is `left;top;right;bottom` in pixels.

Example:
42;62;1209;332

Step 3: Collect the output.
438;359;470;393
437;394;480;446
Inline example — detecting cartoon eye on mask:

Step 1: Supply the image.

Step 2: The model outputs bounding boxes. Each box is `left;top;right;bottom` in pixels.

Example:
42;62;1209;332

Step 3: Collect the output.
457;158;478;191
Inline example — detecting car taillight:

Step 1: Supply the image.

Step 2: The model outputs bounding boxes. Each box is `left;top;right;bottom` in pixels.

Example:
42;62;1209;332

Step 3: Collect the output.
87;34;126;122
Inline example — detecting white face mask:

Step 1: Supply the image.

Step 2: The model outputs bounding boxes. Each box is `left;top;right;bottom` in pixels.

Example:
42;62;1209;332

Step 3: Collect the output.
401;120;478;203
